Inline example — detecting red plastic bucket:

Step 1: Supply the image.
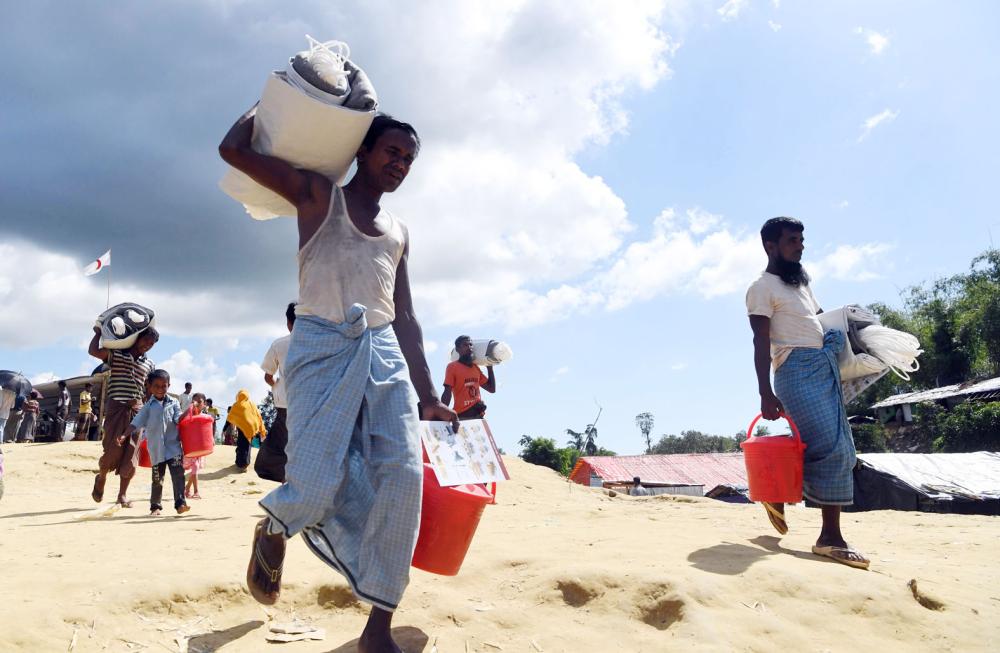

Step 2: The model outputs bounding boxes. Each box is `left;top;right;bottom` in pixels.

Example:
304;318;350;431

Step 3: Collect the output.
180;413;215;458
412;463;495;576
740;413;807;503
137;439;152;468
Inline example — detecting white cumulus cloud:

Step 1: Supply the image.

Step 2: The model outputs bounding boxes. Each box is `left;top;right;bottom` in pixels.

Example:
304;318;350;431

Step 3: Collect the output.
858;108;900;142
157;349;270;409
855;27;890;55
718;0;749;22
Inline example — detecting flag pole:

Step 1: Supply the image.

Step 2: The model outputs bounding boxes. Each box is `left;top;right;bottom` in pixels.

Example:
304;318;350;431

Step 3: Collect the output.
106;248;111;309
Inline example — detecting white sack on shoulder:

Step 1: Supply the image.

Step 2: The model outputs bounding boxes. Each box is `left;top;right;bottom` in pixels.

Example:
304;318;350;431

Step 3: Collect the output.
450;340;513;367
219;37;377;220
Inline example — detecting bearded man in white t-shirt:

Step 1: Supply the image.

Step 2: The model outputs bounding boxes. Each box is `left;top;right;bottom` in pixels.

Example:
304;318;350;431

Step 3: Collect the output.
746;217;869;570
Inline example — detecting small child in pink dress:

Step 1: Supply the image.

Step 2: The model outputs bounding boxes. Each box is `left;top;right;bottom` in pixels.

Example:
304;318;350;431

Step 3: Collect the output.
183;393;207;499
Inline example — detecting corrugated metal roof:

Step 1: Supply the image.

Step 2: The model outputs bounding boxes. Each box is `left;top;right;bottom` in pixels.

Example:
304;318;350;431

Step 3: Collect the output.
569;453;747;490
870;376;1000;409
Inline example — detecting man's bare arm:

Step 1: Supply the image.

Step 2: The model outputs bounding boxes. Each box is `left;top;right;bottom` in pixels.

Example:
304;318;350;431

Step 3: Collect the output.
483;366;496;393
749;315;783;419
88;326;111;363
392;242;458;427
218;106;330;247
441;385;452;407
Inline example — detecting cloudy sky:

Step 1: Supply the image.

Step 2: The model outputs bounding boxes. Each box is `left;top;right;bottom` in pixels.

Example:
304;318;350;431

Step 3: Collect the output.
2;0;998;454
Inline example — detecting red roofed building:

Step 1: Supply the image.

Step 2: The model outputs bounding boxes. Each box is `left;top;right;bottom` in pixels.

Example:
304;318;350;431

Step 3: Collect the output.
568;453;748;499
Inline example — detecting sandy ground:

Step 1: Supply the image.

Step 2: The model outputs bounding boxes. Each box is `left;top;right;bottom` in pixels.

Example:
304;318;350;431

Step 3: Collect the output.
1;441;998;652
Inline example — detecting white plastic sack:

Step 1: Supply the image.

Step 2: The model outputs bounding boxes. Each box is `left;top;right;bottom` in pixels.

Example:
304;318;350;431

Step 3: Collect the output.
449;339;513;367
219;71;375;220
95;302;156;350
817;306;887;380
289;36;351;102
857;325;922;381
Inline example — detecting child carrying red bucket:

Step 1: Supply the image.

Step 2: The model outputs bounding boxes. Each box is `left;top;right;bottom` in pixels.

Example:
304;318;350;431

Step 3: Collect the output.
183;393;212;499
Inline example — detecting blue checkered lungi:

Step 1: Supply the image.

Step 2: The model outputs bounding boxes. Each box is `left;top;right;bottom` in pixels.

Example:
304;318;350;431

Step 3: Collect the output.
259;305;423;612
773;329;857;505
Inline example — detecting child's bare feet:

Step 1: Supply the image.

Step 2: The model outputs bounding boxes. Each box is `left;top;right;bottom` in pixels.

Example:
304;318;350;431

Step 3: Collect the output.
116;496;133;508
177;504;191;515
150;508;162;516
191;493;202;499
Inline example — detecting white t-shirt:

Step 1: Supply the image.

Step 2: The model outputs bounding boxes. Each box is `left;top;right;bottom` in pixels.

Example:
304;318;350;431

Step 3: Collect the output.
746;271;824;371
0;389;15;420
262;334;292;409
177;392;193;412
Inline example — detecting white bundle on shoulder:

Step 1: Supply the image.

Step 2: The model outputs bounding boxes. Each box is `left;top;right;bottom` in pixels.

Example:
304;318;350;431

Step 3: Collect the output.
219;35;379;220
450;340;514;367
856;324;923;381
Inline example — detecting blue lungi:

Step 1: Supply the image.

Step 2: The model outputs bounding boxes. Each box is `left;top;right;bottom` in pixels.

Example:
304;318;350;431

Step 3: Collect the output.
773;329;857;505
259;305;423;612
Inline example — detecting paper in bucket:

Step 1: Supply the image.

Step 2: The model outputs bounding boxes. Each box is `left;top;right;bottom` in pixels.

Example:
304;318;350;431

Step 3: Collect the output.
419;419;509;487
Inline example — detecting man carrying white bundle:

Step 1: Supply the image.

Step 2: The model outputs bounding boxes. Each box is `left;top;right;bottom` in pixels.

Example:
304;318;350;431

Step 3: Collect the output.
443;335;497;420
746;217;869;570
220;108;457;652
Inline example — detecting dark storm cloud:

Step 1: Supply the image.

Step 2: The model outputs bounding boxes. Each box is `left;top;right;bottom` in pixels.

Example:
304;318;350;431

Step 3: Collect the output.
0;1;378;291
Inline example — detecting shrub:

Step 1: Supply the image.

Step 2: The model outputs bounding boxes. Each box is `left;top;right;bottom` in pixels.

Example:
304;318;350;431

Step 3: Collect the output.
932;401;1000;452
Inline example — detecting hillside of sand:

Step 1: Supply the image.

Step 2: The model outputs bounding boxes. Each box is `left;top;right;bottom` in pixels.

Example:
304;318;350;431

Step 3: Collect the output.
1;441;998;652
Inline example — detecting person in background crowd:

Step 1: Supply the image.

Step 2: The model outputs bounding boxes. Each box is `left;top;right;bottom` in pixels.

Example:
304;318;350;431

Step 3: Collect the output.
56;380;71;441
177;382;194;412
255;302;296;482
630;477;650;496
74;382;95;441
16;390;41;443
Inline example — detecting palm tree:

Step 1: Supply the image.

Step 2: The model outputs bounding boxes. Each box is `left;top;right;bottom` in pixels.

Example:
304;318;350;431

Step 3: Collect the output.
567;402;603;455
635;412;655;453
565;429;585;450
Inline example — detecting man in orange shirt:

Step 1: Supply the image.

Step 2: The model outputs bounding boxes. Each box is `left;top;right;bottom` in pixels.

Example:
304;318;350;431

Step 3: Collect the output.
442;335;497;420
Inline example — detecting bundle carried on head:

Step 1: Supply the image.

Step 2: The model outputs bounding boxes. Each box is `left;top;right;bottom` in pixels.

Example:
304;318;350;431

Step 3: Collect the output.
95;302;156;350
450;339;514;367
219;35;379;220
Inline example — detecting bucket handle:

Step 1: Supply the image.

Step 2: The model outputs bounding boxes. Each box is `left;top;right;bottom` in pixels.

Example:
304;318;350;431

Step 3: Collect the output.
746;412;802;444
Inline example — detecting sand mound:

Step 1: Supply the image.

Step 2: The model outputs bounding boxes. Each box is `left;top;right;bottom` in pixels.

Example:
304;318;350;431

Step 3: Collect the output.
1;442;997;651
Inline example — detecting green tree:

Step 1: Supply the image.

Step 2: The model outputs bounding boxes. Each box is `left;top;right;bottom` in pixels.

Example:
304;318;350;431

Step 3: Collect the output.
851;422;889;453
518;435;563;473
650;429;742;454
635;411;655;453
566;425;599;455
932;402;1000;452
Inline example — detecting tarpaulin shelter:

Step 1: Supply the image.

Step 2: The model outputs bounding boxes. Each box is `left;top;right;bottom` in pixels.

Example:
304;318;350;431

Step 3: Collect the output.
851;452;1000;515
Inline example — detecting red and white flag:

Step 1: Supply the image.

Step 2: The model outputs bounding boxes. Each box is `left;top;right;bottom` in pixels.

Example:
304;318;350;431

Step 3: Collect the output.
83;250;111;276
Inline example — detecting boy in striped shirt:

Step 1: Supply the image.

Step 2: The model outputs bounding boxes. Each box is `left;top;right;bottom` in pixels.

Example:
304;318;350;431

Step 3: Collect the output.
88;326;158;507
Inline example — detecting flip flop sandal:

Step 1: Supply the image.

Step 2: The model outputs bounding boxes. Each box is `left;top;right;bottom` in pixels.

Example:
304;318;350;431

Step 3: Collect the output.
811;545;870;570
763;502;788;535
91;474;105;503
247;519;284;605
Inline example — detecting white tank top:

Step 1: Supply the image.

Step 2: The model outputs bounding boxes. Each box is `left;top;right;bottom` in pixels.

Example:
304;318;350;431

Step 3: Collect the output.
296;186;407;328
